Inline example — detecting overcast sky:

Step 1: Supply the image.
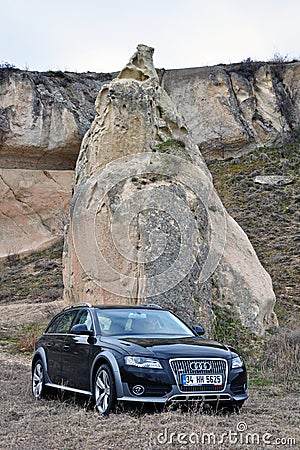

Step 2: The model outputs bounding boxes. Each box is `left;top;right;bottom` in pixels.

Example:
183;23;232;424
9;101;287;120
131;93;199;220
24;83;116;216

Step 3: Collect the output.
1;0;300;73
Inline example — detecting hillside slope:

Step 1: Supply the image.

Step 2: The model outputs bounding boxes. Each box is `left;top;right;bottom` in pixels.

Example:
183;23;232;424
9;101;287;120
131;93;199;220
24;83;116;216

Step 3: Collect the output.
208;143;300;329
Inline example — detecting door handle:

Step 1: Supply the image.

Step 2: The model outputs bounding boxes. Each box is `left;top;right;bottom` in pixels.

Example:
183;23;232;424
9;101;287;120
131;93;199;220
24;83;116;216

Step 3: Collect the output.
63;345;70;351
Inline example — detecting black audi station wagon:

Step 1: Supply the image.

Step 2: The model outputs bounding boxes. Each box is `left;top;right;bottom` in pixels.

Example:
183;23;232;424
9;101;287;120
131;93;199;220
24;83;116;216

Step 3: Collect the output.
32;303;248;414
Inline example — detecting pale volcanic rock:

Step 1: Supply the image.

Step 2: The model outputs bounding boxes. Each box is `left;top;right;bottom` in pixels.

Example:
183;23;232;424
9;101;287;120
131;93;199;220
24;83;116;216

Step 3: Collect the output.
0;169;72;257
213;216;278;331
63;45;277;335
254;175;295;186
1;61;300;168
162;62;300;158
0;70;114;169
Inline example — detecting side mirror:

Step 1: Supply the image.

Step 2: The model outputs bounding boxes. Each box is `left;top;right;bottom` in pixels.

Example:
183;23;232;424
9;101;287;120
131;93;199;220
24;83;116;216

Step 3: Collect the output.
70;324;94;336
192;325;205;336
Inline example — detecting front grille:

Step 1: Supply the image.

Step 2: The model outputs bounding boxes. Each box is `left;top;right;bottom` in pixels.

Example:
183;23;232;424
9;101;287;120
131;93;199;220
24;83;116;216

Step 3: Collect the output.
169;358;228;392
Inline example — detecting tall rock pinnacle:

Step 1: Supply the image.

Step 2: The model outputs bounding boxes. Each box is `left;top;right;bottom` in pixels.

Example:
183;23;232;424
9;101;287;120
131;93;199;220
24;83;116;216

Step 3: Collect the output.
63;45;277;335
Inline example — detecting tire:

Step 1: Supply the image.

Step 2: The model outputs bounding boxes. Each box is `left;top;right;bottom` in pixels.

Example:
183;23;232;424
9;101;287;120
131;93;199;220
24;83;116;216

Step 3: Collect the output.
94;364;116;415
218;401;244;414
32;359;47;399
231;400;244;412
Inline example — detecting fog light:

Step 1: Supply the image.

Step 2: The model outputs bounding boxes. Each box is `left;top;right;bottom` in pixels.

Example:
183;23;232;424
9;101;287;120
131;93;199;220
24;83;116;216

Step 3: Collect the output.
132;385;145;396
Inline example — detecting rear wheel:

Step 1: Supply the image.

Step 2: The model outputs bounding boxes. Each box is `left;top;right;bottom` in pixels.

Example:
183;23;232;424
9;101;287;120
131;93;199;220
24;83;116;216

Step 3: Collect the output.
94;364;116;415
32;360;47;399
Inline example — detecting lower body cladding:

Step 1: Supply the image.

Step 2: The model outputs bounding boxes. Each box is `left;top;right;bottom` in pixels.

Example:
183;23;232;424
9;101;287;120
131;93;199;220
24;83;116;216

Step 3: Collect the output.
116;364;248;407
119;384;247;407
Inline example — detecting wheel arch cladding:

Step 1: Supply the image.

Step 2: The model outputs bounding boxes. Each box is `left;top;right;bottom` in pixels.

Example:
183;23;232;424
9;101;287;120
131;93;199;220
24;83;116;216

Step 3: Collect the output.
91;351;124;398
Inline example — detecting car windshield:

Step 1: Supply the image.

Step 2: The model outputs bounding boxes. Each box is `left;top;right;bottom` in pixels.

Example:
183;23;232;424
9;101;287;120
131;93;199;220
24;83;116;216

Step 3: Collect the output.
95;308;195;337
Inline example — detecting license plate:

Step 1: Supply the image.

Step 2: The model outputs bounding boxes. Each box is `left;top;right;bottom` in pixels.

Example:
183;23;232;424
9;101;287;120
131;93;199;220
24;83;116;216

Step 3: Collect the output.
182;374;223;386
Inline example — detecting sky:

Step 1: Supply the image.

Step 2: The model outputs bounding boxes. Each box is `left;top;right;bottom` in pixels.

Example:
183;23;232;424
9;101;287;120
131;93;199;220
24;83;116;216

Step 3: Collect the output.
1;0;300;73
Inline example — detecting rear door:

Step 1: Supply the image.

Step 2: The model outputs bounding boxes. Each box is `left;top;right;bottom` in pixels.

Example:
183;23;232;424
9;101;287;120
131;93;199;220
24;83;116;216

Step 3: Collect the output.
43;310;78;384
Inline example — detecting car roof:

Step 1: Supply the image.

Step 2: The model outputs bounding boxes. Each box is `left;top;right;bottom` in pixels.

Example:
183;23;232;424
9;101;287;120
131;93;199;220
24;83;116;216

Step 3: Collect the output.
62;303;164;312
94;304;163;310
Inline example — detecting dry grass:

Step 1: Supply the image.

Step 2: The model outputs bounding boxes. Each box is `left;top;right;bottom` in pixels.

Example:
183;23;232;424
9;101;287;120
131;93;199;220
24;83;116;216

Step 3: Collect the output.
0;304;299;450
0;349;299;450
0;241;64;305
0;310;299;450
0;302;299;449
259;331;300;390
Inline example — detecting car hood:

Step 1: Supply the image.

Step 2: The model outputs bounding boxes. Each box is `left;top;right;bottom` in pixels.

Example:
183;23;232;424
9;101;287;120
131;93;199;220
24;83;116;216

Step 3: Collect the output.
105;336;233;359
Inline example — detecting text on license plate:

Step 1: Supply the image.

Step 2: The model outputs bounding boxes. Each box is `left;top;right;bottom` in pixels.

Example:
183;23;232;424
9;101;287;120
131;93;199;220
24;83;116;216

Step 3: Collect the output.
182;374;223;386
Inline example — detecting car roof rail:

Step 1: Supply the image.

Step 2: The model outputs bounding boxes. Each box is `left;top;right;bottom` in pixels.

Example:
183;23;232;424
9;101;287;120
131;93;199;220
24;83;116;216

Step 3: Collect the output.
140;303;163;309
63;302;92;311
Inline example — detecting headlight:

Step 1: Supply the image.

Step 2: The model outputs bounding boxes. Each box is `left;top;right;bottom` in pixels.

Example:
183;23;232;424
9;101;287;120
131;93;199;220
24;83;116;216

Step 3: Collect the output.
124;356;163;369
232;356;244;368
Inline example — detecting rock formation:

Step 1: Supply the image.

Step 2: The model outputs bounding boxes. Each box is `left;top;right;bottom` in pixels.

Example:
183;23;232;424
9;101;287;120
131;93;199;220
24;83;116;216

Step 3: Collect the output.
0;59;299;257
63;45;277;335
0;70;114;255
0;169;72;257
162;62;300;158
1;63;299;168
0;70;114;169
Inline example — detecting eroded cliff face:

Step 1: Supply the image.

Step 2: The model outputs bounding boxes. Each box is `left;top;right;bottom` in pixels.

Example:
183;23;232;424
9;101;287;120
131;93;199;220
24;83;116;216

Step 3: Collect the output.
162;62;300;158
1;61;299;257
62;45;277;335
0;60;299;170
0;70;115;169
0;70;114;256
0;169;73;257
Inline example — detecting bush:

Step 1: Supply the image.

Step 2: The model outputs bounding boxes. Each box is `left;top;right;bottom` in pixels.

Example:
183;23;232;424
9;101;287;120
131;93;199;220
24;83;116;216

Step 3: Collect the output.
15;322;46;353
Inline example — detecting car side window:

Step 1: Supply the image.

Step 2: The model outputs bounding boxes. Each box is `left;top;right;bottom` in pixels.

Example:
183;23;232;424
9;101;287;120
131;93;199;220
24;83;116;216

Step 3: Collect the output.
72;309;93;332
46;311;77;334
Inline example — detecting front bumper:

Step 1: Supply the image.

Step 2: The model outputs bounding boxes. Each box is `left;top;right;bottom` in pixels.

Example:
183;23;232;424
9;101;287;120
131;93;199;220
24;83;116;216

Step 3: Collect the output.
118;382;248;405
116;363;248;405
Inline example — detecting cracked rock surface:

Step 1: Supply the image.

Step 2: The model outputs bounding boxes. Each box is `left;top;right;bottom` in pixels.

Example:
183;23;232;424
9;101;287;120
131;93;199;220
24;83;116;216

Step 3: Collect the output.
0;56;299;259
0;169;72;257
63;45;277;335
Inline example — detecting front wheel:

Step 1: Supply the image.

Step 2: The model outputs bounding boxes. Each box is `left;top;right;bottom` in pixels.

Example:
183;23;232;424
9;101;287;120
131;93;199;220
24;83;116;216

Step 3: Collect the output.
94;364;116;415
32;360;47;399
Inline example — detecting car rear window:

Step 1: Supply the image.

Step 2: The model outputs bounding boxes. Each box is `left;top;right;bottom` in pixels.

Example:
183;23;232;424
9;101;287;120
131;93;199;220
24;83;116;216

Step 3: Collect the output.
46;310;77;334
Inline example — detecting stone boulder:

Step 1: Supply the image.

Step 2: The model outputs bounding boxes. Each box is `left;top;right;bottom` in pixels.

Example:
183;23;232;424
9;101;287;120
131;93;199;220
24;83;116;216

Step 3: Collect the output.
63;45;277;335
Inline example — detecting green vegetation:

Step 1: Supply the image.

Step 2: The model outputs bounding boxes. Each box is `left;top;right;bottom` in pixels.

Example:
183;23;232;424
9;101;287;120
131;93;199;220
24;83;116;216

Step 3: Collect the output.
15;321;47;354
209;142;300;390
0;240;64;304
212;305;261;358
208;142;300;329
155;138;185;151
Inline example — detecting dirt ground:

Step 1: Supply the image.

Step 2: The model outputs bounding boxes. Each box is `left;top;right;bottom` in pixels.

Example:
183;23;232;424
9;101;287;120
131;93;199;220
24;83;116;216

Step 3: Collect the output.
0;300;299;450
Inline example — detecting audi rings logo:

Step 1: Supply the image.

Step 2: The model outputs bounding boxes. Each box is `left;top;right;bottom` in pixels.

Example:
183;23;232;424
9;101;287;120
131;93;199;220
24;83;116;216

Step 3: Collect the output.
71;152;227;298
189;361;212;371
